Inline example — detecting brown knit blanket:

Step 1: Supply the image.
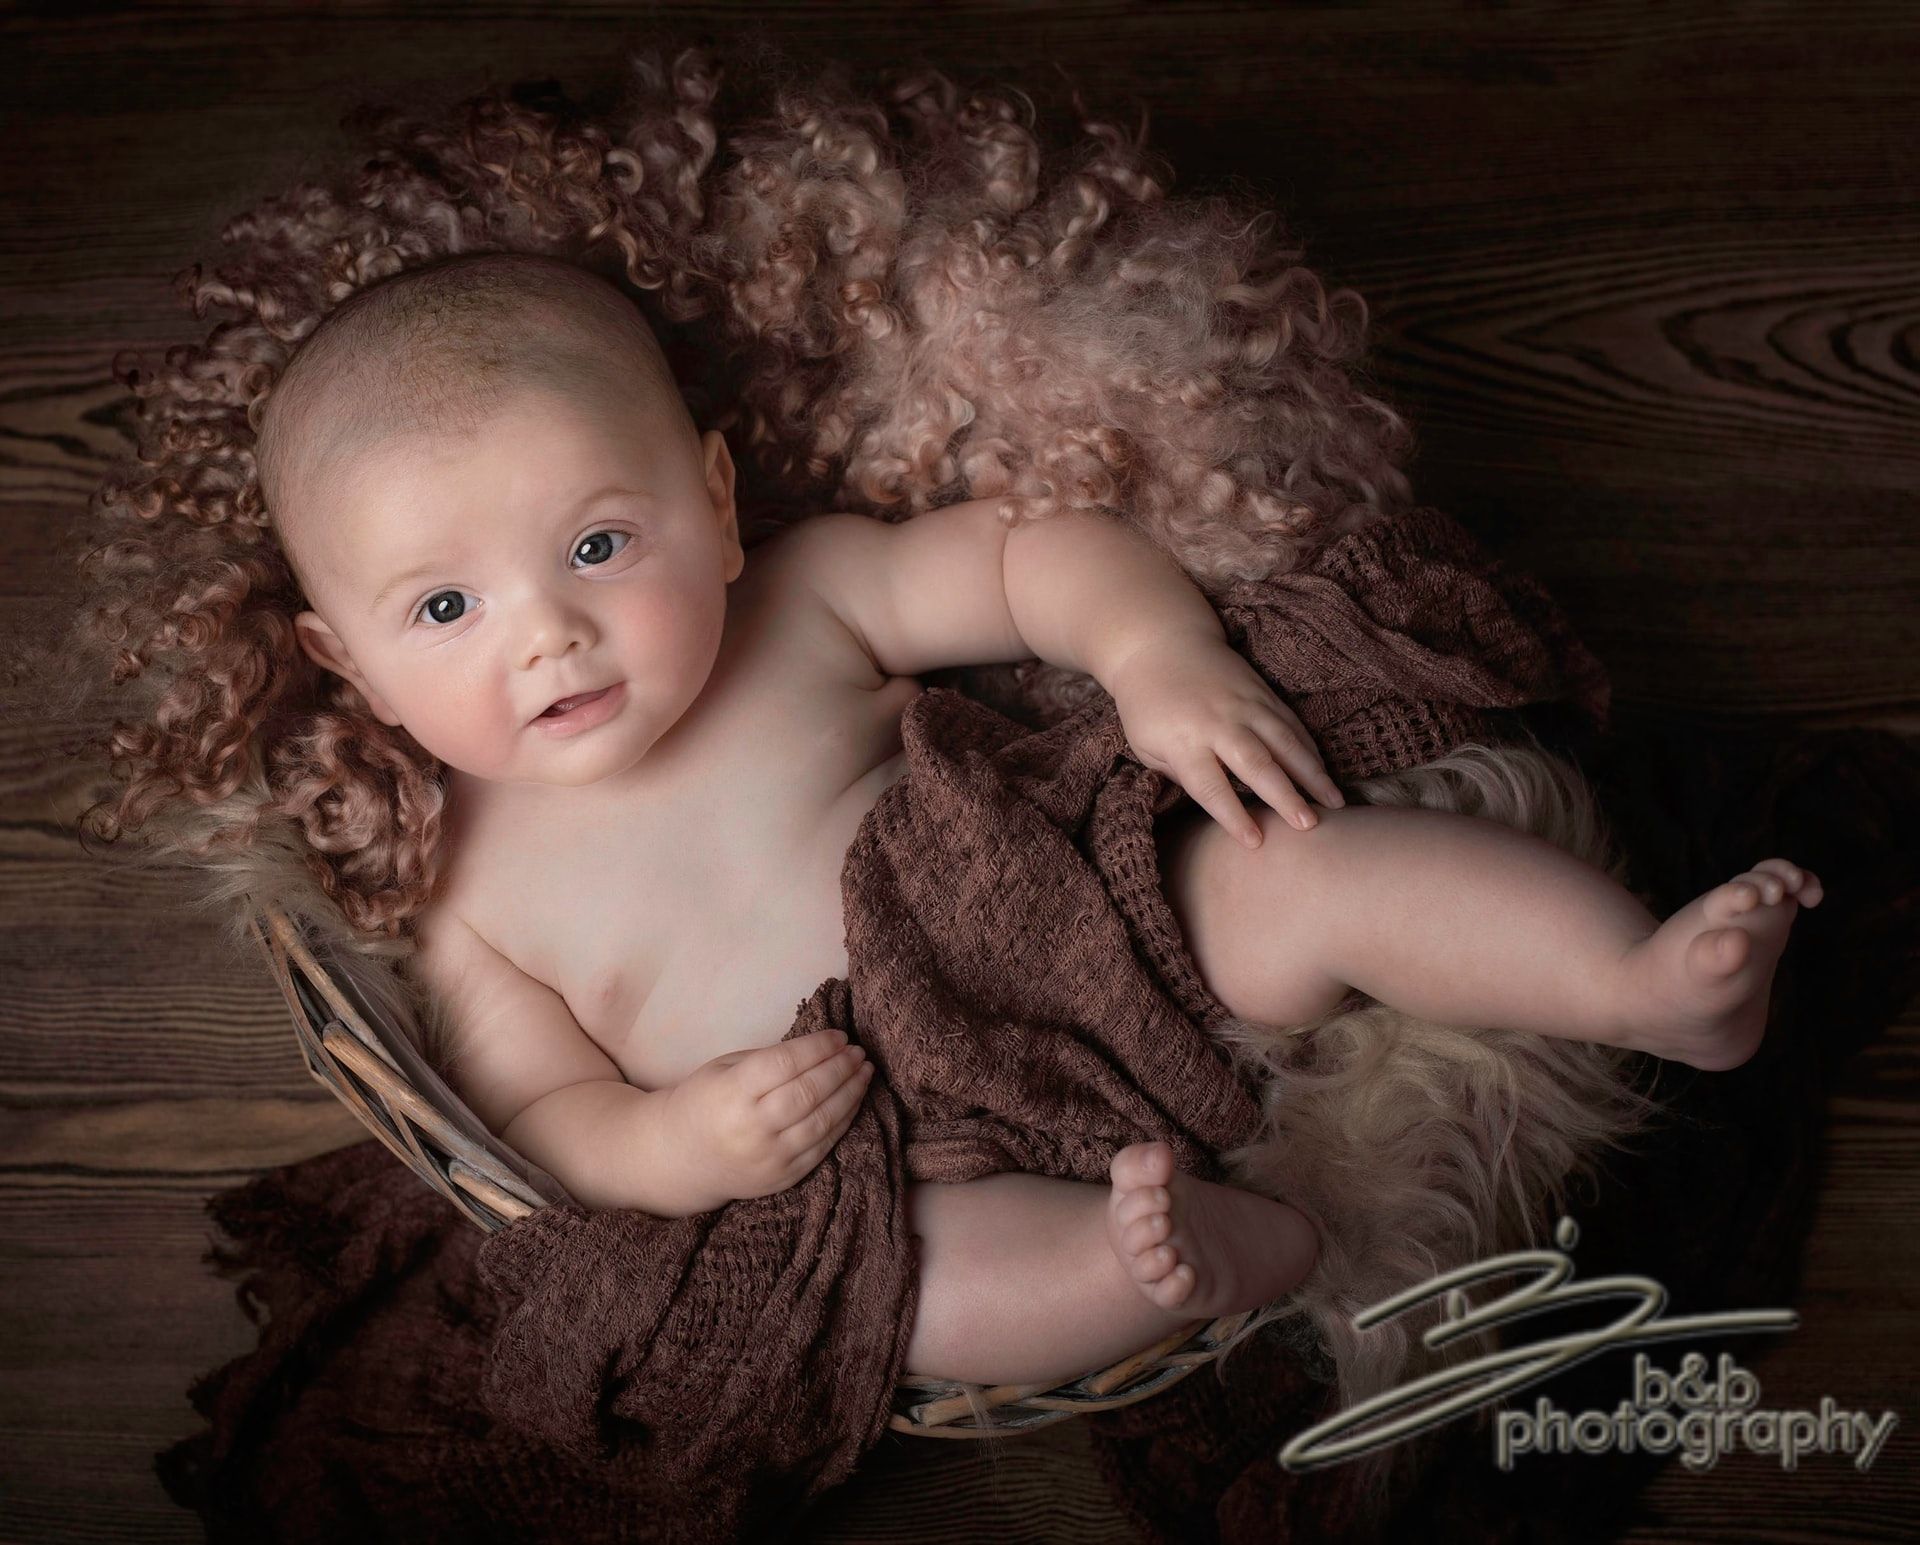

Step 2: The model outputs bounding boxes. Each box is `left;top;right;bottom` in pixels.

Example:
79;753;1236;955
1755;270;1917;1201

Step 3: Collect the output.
155;504;1920;1542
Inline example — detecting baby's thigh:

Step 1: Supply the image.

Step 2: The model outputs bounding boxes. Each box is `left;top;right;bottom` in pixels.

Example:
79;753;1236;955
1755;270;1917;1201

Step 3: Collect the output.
1153;801;1349;1028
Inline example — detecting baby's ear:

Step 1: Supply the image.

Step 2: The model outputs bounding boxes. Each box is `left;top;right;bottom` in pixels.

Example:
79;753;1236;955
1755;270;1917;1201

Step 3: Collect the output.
293;610;354;679
292;611;401;726
702;429;744;581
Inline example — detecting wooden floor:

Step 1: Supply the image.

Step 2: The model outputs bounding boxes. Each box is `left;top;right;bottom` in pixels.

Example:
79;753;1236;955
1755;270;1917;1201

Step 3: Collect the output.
2;3;1913;1540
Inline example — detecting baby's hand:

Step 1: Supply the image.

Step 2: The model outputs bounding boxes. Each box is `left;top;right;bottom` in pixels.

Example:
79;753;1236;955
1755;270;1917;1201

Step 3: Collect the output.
1107;633;1344;846
662;1028;876;1205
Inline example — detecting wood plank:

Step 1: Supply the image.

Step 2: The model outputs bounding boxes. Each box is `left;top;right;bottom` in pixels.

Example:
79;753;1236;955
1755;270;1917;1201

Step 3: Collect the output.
1;1096;363;1184
0;1431;203;1545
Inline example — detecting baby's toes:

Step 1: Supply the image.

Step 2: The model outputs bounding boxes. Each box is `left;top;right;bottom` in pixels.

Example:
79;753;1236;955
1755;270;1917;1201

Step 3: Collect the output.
1705;878;1765;924
1110;1140;1175;1192
1760;859;1823;907
1132;1241;1181;1288
1120;1208;1172;1259
1687;924;1752;982
1748;859;1811;904
1112;1184;1170;1236
1149;1260;1196;1311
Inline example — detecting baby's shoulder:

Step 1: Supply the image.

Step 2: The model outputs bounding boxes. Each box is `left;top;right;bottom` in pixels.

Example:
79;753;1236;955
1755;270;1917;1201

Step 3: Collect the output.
741;518;887;686
410;811;521;971
424;774;534;937
408;889;486;989
744;516;841;607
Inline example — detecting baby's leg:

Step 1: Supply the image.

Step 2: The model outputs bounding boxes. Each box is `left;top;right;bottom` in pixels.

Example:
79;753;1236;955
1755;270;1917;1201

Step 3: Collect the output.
1157;801;1823;1071
903;1149;1317;1386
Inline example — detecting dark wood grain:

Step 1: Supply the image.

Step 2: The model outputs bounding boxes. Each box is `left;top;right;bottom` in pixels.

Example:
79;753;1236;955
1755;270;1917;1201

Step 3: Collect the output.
2;3;1913;1540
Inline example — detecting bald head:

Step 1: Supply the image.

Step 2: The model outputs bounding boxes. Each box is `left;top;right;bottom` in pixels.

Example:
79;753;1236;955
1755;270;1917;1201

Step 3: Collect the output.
255;251;694;597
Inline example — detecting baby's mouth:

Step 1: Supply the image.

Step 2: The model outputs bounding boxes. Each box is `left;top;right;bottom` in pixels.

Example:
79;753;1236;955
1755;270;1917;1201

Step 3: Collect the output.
538;685;614;719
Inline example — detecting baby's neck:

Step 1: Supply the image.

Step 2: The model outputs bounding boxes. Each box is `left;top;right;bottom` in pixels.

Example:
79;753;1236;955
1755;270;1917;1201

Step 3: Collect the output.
446;744;657;816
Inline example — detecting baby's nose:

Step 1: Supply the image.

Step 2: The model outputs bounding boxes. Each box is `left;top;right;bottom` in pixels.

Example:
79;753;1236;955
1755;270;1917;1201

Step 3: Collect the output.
517;595;597;669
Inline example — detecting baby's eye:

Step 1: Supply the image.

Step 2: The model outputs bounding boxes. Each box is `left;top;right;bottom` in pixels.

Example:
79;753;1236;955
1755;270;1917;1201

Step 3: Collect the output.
415;590;476;627
572;529;632;568
410;530;631;627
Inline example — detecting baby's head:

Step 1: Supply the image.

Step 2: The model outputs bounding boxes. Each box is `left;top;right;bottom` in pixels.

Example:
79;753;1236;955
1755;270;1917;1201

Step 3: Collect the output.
256;250;744;791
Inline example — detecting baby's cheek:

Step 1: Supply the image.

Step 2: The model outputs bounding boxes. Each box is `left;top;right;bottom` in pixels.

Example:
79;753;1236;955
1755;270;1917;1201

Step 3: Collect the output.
446;717;517;780
408;719;495;780
399;673;518;779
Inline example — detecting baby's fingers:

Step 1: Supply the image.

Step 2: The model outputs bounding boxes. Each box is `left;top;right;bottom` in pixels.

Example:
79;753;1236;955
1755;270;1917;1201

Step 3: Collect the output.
739;1027;852;1099
1254;706;1344;812
759;1040;870;1129
1174;751;1262;850
778;1051;876;1155
1217;726;1317;840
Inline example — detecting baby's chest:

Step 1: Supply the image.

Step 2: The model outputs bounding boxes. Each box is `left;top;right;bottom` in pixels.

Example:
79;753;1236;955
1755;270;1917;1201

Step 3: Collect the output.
476;686;918;1089
561;798;860;1085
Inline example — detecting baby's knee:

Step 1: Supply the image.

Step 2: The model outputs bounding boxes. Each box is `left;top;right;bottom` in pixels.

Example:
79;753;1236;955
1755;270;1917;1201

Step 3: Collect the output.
1172;808;1351;1028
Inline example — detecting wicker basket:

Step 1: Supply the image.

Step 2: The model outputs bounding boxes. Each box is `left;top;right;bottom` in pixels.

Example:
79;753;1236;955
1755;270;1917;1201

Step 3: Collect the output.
249;899;1280;1437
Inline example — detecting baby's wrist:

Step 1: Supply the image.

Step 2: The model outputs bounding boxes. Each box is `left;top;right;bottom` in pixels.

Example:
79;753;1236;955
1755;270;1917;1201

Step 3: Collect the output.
643;1088;729;1215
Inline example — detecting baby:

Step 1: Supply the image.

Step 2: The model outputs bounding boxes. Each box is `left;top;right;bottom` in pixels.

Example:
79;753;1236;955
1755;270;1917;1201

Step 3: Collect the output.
258;253;1822;1388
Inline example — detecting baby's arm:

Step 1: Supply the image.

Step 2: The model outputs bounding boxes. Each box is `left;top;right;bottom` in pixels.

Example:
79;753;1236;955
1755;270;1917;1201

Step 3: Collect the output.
411;910;709;1217
782;501;1342;837
413;910;876;1217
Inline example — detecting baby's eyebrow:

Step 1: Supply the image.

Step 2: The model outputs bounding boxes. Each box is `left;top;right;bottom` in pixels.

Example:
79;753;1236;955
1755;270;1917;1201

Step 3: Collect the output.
371;561;442;611
366;484;647;610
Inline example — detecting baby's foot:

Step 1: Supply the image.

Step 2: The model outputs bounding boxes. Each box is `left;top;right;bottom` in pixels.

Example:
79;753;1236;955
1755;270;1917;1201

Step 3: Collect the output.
1104;1140;1319;1317
1616;858;1824;1071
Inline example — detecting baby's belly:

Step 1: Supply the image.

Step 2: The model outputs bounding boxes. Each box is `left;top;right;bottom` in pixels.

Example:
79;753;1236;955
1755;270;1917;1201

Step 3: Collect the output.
608;746;910;1090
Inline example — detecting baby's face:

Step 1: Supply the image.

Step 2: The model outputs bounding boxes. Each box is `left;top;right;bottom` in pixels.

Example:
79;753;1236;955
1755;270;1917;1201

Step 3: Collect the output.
286;386;744;789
